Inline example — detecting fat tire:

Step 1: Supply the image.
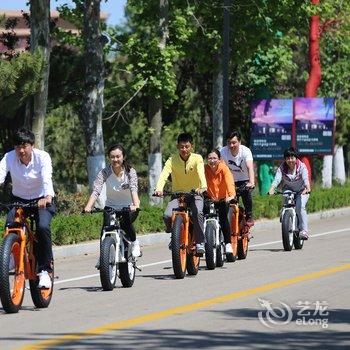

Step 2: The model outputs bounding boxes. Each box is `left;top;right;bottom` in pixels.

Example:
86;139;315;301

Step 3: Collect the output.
119;243;136;288
293;232;304;250
186;253;200;275
29;263;54;309
204;222;216;270
237;233;249;260
99;236;118;291
282;211;293;251
171;216;187;279
0;233;25;313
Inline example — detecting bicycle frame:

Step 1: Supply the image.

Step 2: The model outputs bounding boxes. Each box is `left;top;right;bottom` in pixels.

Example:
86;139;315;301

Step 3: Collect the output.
4;206;37;281
204;200;222;246
100;212;128;264
280;191;298;233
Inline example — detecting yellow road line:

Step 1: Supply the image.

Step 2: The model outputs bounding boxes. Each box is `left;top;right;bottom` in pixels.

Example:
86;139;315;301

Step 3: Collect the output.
19;263;350;350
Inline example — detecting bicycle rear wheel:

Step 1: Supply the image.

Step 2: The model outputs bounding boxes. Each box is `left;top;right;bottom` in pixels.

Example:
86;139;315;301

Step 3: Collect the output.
0;233;25;313
29;262;54;309
237;230;249;260
119;242;136;288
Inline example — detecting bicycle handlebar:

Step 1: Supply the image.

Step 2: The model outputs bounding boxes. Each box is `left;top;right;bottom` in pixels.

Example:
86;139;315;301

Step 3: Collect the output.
82;206;140;215
268;189;311;196
0;200;41;211
153;190;198;198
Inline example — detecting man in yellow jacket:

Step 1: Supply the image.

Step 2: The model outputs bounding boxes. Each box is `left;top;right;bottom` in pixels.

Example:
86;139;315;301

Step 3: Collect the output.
155;133;207;254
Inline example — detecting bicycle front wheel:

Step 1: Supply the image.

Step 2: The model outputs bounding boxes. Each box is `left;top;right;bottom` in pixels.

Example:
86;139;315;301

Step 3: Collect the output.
171;215;187;279
100;236;118;291
204;222;216;270
0;233;25;313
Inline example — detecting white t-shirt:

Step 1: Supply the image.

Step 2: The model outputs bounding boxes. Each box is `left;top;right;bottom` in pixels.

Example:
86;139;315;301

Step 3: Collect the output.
220;145;253;182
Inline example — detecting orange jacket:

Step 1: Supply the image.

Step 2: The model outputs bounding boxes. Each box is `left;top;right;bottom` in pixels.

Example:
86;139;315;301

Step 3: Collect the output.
204;161;236;200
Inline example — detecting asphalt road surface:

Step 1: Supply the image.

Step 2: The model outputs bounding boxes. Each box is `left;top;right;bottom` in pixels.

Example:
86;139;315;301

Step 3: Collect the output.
1;212;349;350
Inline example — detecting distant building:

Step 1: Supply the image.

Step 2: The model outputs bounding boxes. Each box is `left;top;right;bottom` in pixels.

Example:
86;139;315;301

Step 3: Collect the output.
0;9;107;52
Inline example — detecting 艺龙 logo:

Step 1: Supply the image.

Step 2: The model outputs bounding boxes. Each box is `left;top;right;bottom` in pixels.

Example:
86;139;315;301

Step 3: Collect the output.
258;298;293;328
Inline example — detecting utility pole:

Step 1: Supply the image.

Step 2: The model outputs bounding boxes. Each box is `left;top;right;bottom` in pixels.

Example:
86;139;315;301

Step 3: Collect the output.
222;0;230;136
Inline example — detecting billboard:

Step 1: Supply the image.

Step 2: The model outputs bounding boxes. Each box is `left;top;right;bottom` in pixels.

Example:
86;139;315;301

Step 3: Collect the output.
251;99;293;159
294;97;336;155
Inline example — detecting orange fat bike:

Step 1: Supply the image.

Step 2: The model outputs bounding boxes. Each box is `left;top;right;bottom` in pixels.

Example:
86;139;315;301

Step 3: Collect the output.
0;201;54;313
226;184;254;262
160;191;201;279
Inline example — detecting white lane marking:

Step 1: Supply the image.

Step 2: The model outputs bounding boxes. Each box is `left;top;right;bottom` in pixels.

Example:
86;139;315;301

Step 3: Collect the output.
55;227;350;285
55;260;171;285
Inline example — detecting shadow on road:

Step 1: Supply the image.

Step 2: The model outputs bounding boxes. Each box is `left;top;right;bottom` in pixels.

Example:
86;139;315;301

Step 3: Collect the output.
3;308;349;348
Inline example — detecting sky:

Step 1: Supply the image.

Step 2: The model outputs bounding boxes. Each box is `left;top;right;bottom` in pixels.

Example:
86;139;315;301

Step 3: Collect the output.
0;0;127;26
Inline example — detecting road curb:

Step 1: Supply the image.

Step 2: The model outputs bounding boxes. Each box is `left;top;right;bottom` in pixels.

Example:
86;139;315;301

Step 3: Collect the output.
53;206;350;260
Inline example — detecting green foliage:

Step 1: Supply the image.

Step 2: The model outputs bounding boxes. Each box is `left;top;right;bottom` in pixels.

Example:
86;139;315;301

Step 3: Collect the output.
51;213;102;245
0;50;44;118
45;105;87;191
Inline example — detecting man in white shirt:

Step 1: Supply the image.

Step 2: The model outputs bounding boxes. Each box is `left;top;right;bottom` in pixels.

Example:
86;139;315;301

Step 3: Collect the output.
220;130;255;225
0;128;55;289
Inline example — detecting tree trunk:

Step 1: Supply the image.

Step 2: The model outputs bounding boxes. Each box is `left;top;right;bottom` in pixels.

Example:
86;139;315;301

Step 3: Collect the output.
304;0;322;184
212;60;223;149
148;97;163;205
305;0;321;97
148;0;169;205
321;155;332;188
30;0;50;150
82;0;106;205
333;145;346;185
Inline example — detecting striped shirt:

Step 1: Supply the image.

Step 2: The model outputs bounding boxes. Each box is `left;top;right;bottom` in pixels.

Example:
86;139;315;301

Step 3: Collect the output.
91;165;138;209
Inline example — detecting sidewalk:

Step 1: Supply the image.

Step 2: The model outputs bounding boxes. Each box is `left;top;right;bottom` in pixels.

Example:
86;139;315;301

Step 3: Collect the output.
53;206;350;259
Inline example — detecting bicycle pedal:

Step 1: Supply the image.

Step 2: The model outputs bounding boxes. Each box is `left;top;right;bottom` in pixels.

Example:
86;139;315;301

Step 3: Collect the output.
134;265;142;272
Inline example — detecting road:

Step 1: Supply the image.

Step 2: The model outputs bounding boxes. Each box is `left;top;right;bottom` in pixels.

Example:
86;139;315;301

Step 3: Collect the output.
1;212;350;350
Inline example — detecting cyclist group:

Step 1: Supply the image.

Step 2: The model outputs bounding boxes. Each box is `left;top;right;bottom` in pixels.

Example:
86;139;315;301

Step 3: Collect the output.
0;128;311;291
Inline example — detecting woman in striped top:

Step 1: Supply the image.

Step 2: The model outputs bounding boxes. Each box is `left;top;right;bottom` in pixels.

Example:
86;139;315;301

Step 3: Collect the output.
84;144;141;257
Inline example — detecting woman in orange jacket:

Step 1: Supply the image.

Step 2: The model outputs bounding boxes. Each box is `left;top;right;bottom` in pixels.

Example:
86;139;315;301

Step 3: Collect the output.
204;149;236;253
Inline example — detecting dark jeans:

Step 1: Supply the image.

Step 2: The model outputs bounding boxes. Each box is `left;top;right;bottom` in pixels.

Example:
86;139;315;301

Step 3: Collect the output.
163;195;204;244
235;180;253;219
103;207;139;242
204;200;231;244
6;197;55;272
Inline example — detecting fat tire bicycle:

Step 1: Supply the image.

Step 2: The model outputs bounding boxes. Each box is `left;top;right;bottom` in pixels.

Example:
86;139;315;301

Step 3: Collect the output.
0;201;54;313
84;207;140;291
274;190;306;251
156;191;201;279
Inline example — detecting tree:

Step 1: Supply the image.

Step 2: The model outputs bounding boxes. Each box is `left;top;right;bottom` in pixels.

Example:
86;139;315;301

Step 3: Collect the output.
82;0;106;195
29;0;51;149
148;0;169;205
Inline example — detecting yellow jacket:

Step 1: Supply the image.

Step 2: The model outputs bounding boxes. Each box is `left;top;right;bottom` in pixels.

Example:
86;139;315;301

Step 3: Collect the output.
156;153;207;192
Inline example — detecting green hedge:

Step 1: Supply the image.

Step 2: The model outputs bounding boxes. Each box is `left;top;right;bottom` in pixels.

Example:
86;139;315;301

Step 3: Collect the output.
0;181;349;245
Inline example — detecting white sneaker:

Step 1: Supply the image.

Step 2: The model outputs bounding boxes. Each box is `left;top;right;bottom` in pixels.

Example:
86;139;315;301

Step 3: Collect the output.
225;243;233;254
38;270;52;289
299;230;309;240
131;240;141;257
9;254;15;270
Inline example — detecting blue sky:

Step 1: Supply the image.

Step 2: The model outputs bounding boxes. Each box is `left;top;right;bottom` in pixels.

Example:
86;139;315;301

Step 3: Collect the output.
0;0;127;26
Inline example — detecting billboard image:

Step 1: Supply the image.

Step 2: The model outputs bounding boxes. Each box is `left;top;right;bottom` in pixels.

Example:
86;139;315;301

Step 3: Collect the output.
250;99;293;159
294;97;335;155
